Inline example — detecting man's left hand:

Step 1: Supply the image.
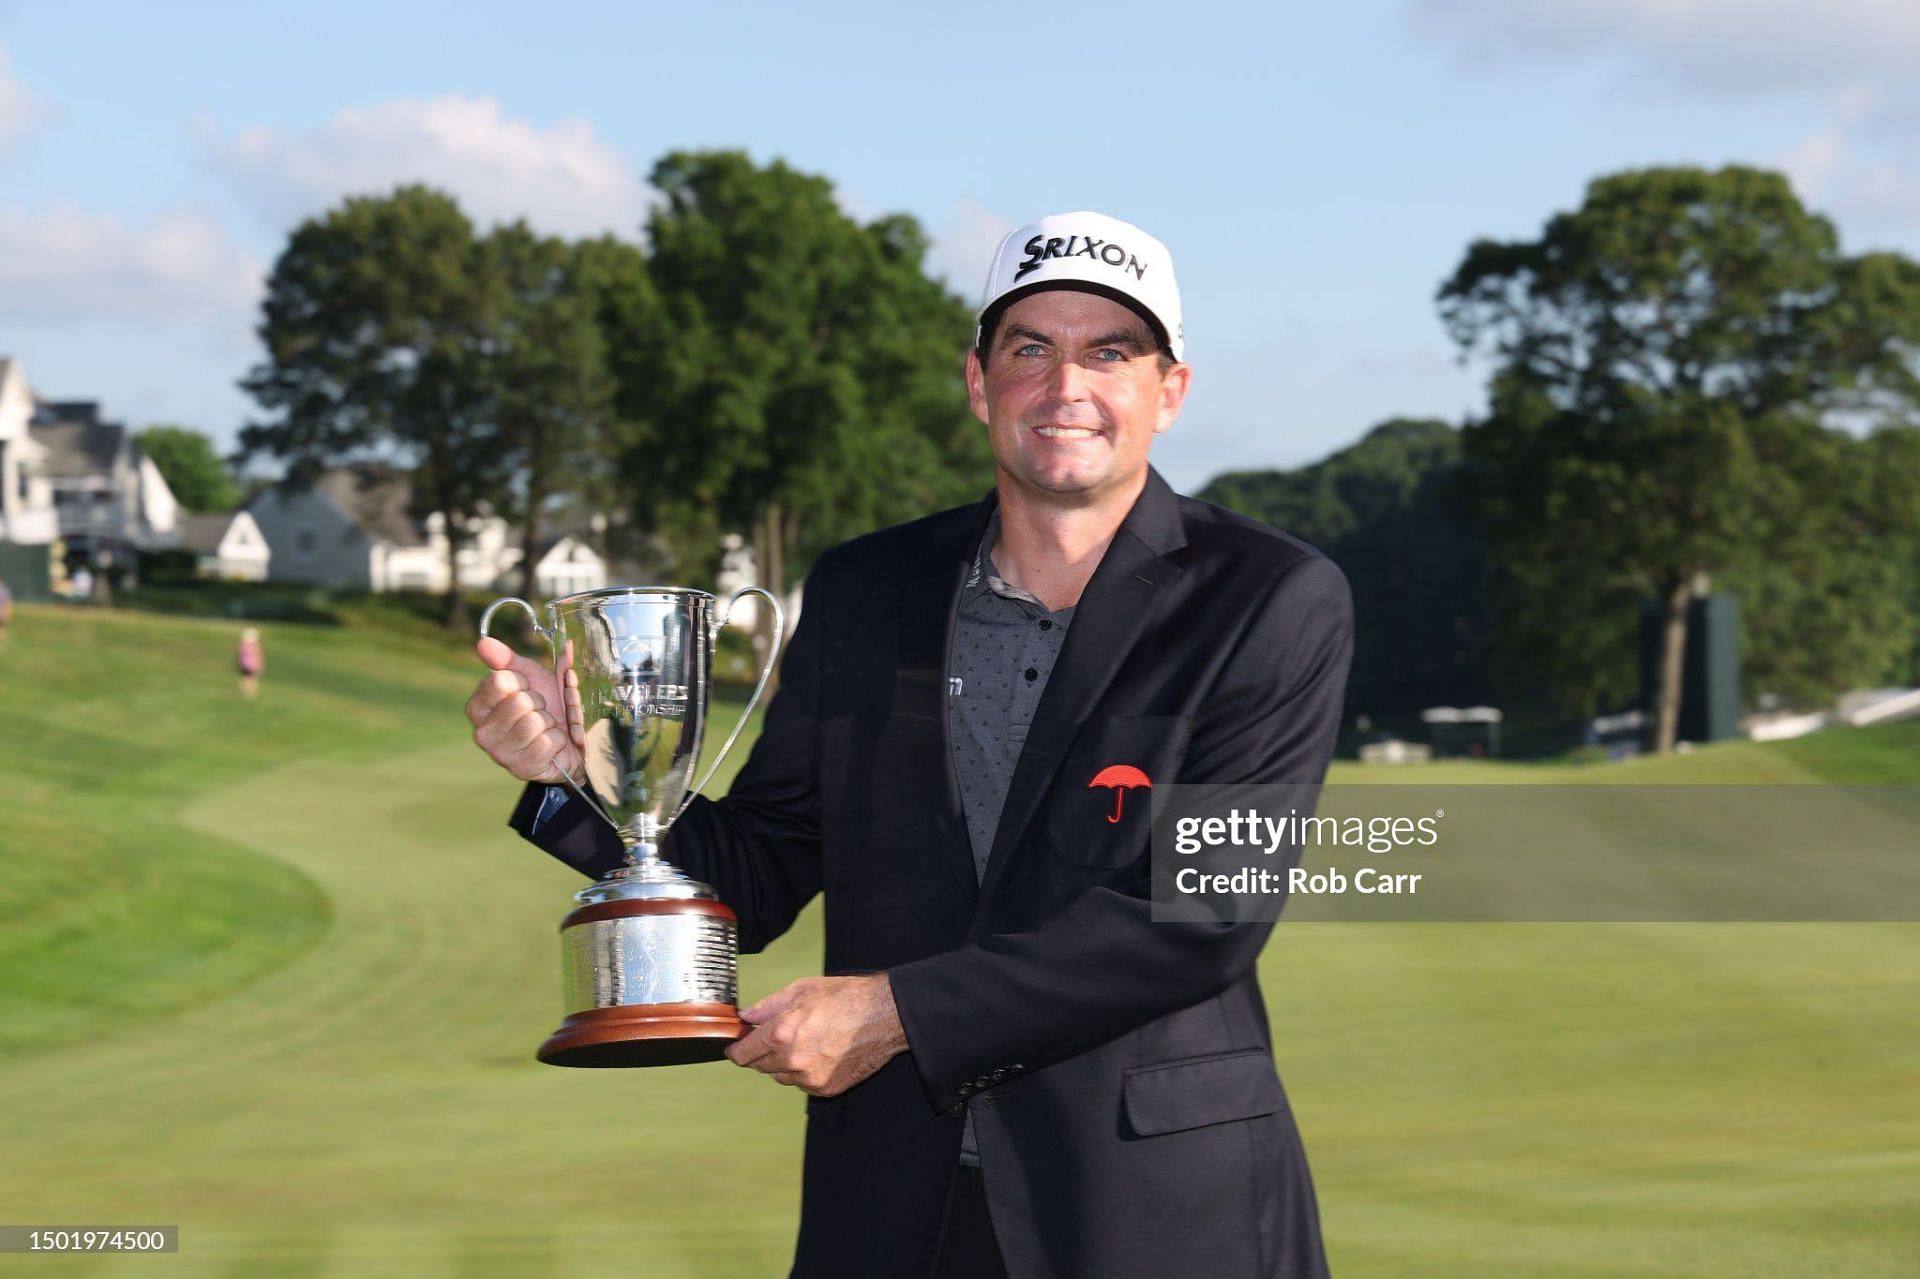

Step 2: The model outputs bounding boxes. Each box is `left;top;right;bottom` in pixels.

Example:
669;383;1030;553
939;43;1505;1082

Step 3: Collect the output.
726;974;908;1096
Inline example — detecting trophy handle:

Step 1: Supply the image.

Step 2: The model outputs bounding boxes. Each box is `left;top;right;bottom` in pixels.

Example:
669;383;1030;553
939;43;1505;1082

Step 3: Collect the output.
479;596;623;836
680;587;785;814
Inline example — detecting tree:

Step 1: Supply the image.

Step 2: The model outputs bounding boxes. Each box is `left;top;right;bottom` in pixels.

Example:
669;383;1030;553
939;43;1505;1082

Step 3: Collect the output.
484;223;619;599
611;151;993;656
1440;166;1920;749
569;233;665;578
136;425;238;513
240;186;507;628
1201;419;1491;724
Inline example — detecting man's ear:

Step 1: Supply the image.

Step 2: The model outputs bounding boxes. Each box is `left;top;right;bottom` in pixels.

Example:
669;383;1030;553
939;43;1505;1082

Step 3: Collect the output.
964;347;991;426
1154;362;1193;435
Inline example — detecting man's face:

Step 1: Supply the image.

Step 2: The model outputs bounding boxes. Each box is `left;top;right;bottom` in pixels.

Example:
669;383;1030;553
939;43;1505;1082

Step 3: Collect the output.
965;290;1191;505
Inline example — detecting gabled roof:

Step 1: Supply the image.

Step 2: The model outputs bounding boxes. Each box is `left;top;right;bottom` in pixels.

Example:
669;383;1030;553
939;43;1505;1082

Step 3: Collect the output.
179;511;245;554
27;408;128;479
309;466;426;548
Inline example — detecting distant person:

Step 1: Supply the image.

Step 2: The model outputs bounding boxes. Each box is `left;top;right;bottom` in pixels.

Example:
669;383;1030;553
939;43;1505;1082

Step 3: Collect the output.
236;627;264;700
69;565;94;601
0;576;11;653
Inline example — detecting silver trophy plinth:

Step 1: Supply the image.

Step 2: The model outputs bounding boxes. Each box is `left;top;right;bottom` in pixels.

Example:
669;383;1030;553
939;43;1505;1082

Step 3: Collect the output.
480;586;782;1067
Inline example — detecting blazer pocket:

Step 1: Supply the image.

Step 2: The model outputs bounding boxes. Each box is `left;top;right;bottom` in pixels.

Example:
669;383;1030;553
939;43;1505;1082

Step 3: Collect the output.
1045;713;1193;868
1121;1048;1285;1138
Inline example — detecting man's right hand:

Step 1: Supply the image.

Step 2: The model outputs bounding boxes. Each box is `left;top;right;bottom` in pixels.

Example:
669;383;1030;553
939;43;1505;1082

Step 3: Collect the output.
468;636;585;783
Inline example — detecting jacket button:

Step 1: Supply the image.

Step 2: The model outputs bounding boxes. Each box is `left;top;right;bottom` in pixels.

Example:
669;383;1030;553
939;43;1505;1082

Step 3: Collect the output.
973;1075;992;1089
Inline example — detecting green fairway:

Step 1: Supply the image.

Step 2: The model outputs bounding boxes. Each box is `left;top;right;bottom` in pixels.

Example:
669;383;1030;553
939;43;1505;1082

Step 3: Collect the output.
1;603;1916;1276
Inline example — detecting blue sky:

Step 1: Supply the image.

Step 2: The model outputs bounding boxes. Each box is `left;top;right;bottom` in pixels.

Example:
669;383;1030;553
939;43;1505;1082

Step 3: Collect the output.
4;1;1918;492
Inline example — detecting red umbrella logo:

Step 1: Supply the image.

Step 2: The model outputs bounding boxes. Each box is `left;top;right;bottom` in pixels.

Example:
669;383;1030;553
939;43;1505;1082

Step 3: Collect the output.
1088;764;1152;824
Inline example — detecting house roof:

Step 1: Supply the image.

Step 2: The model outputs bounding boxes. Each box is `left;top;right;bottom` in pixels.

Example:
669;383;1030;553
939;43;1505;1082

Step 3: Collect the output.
179;511;239;554
311;466;426;548
27;411;128;479
532;533;608;568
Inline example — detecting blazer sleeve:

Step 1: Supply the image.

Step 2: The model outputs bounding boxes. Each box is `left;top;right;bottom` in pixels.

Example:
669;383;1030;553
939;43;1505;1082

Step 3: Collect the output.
887;552;1354;1112
507;560;833;955
506;778;626;879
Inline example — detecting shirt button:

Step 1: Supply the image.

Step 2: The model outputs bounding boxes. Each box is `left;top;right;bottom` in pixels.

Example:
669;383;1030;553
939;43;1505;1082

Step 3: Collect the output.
1024;668;1038;682
1038;619;1053;631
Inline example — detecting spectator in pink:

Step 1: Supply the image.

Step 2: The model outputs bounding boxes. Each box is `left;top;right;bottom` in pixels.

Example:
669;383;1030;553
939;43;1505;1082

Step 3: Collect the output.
236;627;264;700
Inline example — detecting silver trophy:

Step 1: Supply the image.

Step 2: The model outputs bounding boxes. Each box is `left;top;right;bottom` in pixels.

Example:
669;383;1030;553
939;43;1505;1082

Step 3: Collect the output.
480;586;782;1067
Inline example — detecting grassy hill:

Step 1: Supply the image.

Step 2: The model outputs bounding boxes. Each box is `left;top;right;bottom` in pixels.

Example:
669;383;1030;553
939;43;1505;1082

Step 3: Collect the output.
1;603;1915;1276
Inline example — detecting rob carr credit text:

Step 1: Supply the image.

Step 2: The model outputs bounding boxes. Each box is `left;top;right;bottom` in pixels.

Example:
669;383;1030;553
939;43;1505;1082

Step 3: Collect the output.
1169;807;1443;896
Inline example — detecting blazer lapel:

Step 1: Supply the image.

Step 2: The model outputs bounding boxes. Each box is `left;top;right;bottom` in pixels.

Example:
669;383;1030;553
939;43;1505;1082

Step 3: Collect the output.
899;497;994;910
976;469;1188;906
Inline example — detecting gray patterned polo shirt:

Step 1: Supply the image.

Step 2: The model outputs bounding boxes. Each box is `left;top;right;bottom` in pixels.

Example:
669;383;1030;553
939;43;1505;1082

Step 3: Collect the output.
951;506;1075;1165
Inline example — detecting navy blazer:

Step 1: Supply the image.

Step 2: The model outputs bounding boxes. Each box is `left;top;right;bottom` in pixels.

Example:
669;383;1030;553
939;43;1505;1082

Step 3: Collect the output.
512;467;1352;1278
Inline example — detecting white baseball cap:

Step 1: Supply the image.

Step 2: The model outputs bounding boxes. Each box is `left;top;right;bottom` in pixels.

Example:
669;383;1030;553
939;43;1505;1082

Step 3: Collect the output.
976;211;1184;362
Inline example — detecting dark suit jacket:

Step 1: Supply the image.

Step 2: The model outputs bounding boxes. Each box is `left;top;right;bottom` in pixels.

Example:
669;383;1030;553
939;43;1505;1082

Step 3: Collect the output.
512;468;1352;1278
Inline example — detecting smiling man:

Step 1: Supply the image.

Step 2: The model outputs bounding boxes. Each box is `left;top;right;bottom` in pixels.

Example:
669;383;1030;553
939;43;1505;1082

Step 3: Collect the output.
469;211;1353;1277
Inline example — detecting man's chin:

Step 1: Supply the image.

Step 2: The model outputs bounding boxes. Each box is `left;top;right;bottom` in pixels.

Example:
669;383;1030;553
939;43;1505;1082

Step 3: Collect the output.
1023;469;1100;496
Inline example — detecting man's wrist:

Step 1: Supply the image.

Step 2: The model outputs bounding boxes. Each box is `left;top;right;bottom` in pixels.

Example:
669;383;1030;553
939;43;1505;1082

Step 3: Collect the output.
872;973;909;1056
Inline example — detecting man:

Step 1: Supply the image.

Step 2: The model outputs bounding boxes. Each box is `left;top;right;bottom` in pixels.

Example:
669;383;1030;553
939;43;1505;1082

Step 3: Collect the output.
468;211;1352;1277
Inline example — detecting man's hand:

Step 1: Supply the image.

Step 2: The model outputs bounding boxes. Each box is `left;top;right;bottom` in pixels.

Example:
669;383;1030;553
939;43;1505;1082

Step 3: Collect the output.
467;636;584;783
726;975;908;1097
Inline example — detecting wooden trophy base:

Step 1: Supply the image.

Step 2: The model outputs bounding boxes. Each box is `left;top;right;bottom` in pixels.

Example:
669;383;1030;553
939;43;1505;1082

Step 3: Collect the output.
538;1002;746;1068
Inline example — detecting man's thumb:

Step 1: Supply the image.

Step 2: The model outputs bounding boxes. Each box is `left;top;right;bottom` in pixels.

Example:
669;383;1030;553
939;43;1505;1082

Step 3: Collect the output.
476;635;521;671
477;636;550;683
739;983;806;1025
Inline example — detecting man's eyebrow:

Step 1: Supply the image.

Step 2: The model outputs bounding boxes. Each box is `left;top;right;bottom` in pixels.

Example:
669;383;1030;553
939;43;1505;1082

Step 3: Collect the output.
998;323;1150;351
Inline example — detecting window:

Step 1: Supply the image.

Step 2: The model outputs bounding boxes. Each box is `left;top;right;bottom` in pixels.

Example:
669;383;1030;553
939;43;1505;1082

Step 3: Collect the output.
294;528;317;556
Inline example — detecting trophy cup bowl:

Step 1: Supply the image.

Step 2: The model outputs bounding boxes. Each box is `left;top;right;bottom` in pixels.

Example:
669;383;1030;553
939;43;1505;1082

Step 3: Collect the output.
480;586;782;1067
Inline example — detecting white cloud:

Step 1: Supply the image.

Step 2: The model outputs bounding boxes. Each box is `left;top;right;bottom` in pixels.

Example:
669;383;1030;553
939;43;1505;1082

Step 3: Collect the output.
927;200;1015;295
1408;0;1920;96
1411;1;1920;249
0;41;44;153
204;94;649;239
0;207;262;324
1778;128;1847;203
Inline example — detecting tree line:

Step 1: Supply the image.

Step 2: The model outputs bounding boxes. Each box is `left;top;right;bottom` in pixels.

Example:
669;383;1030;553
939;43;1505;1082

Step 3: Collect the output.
143;158;1915;752
235;149;995;636
1207;166;1920;751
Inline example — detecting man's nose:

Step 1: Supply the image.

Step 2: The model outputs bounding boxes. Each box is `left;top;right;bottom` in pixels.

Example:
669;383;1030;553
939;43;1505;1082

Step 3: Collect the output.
1049;357;1091;401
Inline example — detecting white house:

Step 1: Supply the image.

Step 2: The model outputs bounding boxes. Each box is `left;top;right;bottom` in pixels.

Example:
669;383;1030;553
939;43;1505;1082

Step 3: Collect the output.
527;534;607;598
249;466;447;591
0;358;57;547
247;465;605;596
178;510;271;581
28;399;180;564
713;531;803;632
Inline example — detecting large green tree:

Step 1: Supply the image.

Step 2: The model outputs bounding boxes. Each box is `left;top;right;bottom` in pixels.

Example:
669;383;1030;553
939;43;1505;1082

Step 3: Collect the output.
484;222;619;600
240;185;506;628
135;425;238;513
1201;418;1490;724
610;150;992;653
1440;166;1920;749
